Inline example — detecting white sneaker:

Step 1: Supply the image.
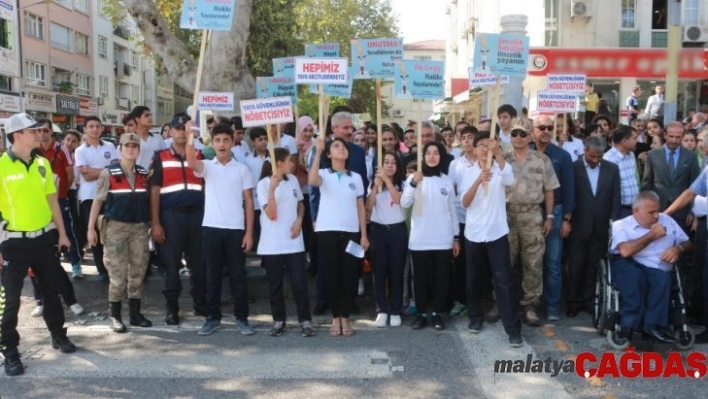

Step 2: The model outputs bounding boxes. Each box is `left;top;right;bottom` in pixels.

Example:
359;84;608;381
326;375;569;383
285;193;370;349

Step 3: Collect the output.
358;278;365;295
31;305;44;317
70;303;85;315
390;315;402;327
375;313;388;328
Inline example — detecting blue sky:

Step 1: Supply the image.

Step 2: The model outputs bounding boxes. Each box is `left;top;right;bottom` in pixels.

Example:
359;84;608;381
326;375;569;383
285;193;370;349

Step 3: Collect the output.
391;0;446;43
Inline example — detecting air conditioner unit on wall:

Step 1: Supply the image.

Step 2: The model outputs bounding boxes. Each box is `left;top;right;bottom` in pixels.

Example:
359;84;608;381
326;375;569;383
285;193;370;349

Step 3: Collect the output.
683;25;708;43
570;0;594;19
393;109;403;117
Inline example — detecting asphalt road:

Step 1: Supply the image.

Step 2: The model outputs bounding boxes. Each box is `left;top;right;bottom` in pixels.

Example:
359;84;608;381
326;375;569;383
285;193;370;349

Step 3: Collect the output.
2;262;706;398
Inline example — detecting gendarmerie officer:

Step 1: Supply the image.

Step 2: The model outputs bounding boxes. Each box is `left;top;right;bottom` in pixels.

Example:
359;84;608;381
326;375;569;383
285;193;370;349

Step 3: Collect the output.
0;113;76;377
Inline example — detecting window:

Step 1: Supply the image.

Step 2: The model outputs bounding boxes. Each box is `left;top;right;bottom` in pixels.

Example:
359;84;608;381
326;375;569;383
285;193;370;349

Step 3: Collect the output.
131;51;139;69
54;0;73;9
0;75;11;91
158;99;173;118
132;84;140;105
75;32;89;55
24;12;44;40
25;61;46;87
652;0;667;30
98;0;109;19
98;36;108;59
413;55;432;61
621;0;636;29
50;23;72;52
73;0;88;14
76;74;90;96
0;17;13;49
684;0;700;25
99;75;109;98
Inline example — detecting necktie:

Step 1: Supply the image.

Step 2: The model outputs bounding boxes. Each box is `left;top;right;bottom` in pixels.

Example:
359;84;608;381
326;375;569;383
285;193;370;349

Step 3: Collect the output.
668;150;675;179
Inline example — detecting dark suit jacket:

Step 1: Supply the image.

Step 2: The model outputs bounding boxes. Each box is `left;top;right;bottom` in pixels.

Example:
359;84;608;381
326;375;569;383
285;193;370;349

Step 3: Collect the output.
570;158;621;241
641;146;700;222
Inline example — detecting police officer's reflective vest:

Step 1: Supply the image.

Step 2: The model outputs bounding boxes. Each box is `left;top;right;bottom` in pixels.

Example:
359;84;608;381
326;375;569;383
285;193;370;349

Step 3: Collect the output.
103;162;150;223
158;149;203;195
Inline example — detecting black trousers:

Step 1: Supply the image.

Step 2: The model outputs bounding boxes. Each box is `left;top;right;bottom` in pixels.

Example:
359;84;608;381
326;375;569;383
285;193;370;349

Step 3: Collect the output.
453;223;467;304
80;199;107;275
30;264;78;307
302;194;316;262
411;249;451;314
69;189;85;254
566;231;607;306
370;222;407;315
263;252;311;322
161;209;205;303
318;231;360;318
0;230;66;356
202;227;248;321
465;236;521;335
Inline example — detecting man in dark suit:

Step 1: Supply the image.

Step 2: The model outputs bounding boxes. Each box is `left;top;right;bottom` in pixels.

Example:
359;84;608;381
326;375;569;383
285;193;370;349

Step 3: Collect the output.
641;121;700;232
566;136;621;317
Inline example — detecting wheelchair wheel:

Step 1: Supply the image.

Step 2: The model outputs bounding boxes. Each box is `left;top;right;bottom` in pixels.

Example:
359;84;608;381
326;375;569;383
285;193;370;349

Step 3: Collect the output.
673;328;695;351
607;329;630;350
593;259;606;334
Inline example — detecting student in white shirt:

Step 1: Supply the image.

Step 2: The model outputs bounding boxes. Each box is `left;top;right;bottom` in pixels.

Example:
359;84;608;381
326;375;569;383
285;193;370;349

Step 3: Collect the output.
366;152;407;328
459;131;523;348
400;141;460;331
244;127;270;251
130;106;168;169
75;116;118;280
185;121;256;337
308;137;369;337
257;148;315;338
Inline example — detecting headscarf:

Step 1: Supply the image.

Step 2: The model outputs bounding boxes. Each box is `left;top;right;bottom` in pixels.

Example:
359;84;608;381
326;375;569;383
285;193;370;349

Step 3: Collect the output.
297;116;315;152
421;141;447;177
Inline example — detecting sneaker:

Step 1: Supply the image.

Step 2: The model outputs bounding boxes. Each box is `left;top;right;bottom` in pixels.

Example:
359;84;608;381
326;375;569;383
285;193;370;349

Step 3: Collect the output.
70;303;85;316
431;313;445;330
509;332;524;348
450;301;467;317
198;319;221;336
390;315;402;327
51;328;76;353
71;263;83;279
3;353;24;376
547;309;560;322
267;321;285;337
97;273;109;282
468;319;483;334
375;313;388;328
358;278;365;295
404;302;417;316
301;321;316;337
524;305;541;327
236;319;255;336
31;305;44;317
411;315;427;330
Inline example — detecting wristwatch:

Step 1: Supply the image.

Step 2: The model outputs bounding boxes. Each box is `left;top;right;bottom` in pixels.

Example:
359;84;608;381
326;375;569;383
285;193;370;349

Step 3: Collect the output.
547;214;555;220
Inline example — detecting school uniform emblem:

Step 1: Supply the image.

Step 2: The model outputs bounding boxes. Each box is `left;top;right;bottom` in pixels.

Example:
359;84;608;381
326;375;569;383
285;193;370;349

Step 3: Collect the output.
293;189;298;198
104;151;111;159
348;182;356;191
440;188;449;196
38;166;46;178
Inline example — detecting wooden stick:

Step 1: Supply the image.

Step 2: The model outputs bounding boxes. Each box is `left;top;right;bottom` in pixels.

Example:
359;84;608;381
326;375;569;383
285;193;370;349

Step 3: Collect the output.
318;84;325;142
415;101;423;216
484;76;502;195
269;124;279;177
189;30;210;121
552;112;559;143
376;79;383;168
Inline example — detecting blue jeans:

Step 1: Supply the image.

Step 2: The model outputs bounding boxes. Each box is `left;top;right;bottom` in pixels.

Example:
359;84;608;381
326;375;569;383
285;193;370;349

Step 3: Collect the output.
58;197;81;265
543;205;563;312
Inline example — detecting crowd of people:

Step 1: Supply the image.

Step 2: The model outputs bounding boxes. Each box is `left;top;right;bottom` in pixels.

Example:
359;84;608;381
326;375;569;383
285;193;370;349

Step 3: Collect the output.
1;95;708;376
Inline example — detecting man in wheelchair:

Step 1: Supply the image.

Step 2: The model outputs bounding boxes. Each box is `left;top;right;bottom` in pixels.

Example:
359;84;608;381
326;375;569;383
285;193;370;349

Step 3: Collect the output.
610;191;691;343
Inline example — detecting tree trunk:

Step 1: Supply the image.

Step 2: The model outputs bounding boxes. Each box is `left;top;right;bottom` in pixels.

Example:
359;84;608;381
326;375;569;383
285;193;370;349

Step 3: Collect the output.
123;0;255;106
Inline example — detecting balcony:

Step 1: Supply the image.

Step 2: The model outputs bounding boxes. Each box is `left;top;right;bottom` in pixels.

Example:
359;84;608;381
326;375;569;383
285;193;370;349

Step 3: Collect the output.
113;25;131;40
651;30;668;48
123;64;132;77
619;31;640;48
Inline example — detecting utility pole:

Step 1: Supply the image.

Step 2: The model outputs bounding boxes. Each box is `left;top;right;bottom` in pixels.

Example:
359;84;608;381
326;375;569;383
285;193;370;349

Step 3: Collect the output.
664;0;681;126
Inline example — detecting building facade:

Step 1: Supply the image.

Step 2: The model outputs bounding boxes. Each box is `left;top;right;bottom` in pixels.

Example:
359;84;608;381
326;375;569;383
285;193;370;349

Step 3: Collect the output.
443;0;708;125
0;0;22;118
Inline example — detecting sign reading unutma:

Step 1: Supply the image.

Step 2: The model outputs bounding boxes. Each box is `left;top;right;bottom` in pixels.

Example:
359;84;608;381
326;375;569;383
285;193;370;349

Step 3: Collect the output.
536;91;577;113
473;33;530;77
294;58;349;85
394;60;445;100
180;0;236;31
351;38;404;79
240;96;294;127
197;92;234;111
546;74;587;94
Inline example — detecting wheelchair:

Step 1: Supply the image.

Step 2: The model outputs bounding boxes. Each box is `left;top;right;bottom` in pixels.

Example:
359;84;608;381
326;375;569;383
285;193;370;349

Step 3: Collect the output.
592;254;696;351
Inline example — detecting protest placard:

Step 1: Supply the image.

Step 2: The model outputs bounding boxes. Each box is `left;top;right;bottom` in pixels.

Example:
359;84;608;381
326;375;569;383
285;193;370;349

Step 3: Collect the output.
197;92;234;111
294;58;349;84
351;38;404;79
180;0;236;31
536;91;578;113
468;70;510;88
257;77;296;102
393;60;445;100
305;43;340;58
322;67;355;99
272;57;296;80
472;33;530;77
240;97;294;128
546;74;587;94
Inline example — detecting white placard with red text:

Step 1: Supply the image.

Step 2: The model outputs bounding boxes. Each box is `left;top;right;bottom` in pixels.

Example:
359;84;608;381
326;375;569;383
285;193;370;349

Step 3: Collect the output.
240;96;294;128
536;91;577;113
546;74;586;94
197;92;234;111
294;57;349;85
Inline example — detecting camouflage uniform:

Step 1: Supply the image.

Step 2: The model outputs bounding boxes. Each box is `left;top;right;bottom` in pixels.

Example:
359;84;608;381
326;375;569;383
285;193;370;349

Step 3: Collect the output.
504;150;560;306
103;220;150;302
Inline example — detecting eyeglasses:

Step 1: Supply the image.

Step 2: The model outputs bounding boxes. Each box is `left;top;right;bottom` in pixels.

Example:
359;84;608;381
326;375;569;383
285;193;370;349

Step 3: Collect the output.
511;130;529;138
535;125;553;131
38;128;51;133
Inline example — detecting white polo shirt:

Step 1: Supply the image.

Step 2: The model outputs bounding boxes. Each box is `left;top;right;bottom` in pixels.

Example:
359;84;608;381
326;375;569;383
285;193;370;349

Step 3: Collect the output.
74;140;118;201
231;144;249;163
460;161;515;243
610;213;688;272
314;169;365;233
368;184;405;225
256;174;305;255
268;134;298;155
196;157;255;230
244;153;269;210
136;132;167;169
448;155;475;223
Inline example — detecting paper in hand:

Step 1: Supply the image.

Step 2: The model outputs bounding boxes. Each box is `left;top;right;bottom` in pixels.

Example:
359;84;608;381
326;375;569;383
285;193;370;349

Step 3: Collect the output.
345;240;365;259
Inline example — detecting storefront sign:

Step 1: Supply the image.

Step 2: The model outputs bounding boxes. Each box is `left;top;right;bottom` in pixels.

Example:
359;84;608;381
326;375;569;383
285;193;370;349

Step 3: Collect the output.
157;86;174;99
0;93;21;113
56;94;80;115
101;109;125;126
528;48;708;78
79;98;98;116
52;114;70;123
25;91;56;113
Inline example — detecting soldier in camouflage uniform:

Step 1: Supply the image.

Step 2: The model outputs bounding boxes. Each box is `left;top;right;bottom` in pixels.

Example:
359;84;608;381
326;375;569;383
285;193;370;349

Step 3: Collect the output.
87;133;152;333
503;119;560;326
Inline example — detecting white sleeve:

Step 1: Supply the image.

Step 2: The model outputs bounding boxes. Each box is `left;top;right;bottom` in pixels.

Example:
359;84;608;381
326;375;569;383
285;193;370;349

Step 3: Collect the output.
241;165;255;190
257;178;269;209
447;180;460;236
354;173;365;198
400;175;416;208
500;163;515;186
74;147;87;167
288;138;298;155
109;143;119;162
